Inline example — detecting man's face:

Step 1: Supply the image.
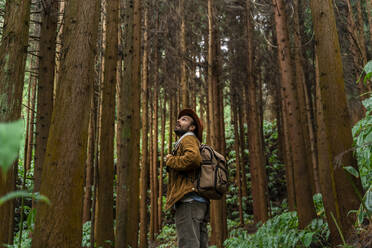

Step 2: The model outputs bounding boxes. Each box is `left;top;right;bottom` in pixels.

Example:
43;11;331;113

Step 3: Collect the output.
174;115;195;137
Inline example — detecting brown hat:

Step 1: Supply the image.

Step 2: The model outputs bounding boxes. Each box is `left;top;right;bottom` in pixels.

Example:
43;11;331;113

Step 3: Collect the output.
178;108;203;142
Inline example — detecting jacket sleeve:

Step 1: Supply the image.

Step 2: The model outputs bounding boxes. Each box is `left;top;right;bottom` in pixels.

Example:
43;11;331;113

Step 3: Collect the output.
166;136;202;171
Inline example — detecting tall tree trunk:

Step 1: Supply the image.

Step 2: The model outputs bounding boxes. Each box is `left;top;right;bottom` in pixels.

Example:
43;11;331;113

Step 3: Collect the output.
34;0;58;193
152;18;159;235
0;0;31;246
115;0;141;246
310;0;364;243
245;0;269;223
139;4;149;247
94;0;118;246
31;0;100;246
293;0;316;196
231;93;244;226
158;96;166;232
208;1;227;246
273;0;317;228
179;0;188;108
238;103;248;198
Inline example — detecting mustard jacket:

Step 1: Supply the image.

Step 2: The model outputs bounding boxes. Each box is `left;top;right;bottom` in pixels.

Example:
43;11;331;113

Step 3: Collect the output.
165;135;202;210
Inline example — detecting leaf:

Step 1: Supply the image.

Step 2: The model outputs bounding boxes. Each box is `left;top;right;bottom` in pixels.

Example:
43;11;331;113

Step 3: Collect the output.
365;190;372;213
363;61;372;84
0;191;50;206
343;166;359;178
0;119;24;176
303;232;314;247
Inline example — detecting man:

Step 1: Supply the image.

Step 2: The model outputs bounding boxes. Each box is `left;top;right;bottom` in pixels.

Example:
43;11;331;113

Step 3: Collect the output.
165;109;209;248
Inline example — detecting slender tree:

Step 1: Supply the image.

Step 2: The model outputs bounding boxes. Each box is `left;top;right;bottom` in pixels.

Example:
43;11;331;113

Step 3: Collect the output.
34;0;58;193
272;0;317;228
94;0;118;245
245;0;269;223
139;3;149;247
115;0;141;246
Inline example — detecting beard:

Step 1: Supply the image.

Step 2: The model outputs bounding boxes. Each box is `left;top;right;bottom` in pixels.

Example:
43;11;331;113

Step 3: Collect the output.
174;129;188;137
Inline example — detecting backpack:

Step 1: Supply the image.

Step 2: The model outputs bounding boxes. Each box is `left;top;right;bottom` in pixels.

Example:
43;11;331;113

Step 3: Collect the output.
195;144;228;200
172;133;228;200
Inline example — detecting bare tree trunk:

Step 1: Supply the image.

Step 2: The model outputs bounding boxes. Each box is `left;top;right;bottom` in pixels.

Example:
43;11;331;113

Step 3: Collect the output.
273;0;317;228
293;0;316;196
0;0;31;246
231;93;244;226
139;4;149;247
310;0;364;243
94;0;118;245
179;0;188;108
158;96;166;232
34;0;58;193
115;0;141;246
245;0;269;223
31;0;100;246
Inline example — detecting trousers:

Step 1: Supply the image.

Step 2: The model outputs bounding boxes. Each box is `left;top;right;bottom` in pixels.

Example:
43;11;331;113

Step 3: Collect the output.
175;201;209;248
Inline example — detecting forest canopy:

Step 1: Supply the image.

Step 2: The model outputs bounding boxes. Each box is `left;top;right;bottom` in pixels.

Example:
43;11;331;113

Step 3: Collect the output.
0;0;371;247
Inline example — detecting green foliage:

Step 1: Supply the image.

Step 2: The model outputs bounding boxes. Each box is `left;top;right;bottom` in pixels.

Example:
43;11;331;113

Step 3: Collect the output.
361;61;372;85
157;224;177;248
0;119;24;176
82;221;92;247
352;95;372;189
224;212;330;248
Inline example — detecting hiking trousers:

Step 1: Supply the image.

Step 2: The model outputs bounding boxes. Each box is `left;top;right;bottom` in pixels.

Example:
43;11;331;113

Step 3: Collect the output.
175;201;209;248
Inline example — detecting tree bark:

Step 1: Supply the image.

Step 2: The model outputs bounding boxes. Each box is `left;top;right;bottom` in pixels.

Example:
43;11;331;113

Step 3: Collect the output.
231;92;244;226
310;0;364;243
139;4;149;247
179;0;188;108
158;96;166;232
115;0;141;246
31;0;100;246
208;1;227;246
34;0;58;193
0;0;31;246
94;0;118;246
245;0;269;223
273;0;317;228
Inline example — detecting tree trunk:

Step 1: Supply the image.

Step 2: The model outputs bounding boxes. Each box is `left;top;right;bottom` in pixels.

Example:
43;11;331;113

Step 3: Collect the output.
231;93;244;226
238;103;248;198
115;0;141;247
293;0;316;196
179;0;188;108
94;0;118;246
0;0;31;246
310;0;364;243
208;1;227;246
245;0;269;223
31;0;100;246
152;23;159;236
139;4;149;247
158;96;166;232
273;0;317;228
34;0;58;193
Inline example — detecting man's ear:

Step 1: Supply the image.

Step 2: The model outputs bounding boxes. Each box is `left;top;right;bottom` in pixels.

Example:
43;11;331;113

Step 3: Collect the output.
189;124;196;132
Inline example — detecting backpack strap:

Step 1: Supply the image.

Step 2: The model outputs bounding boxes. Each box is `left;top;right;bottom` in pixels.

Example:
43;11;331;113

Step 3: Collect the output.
172;132;196;155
